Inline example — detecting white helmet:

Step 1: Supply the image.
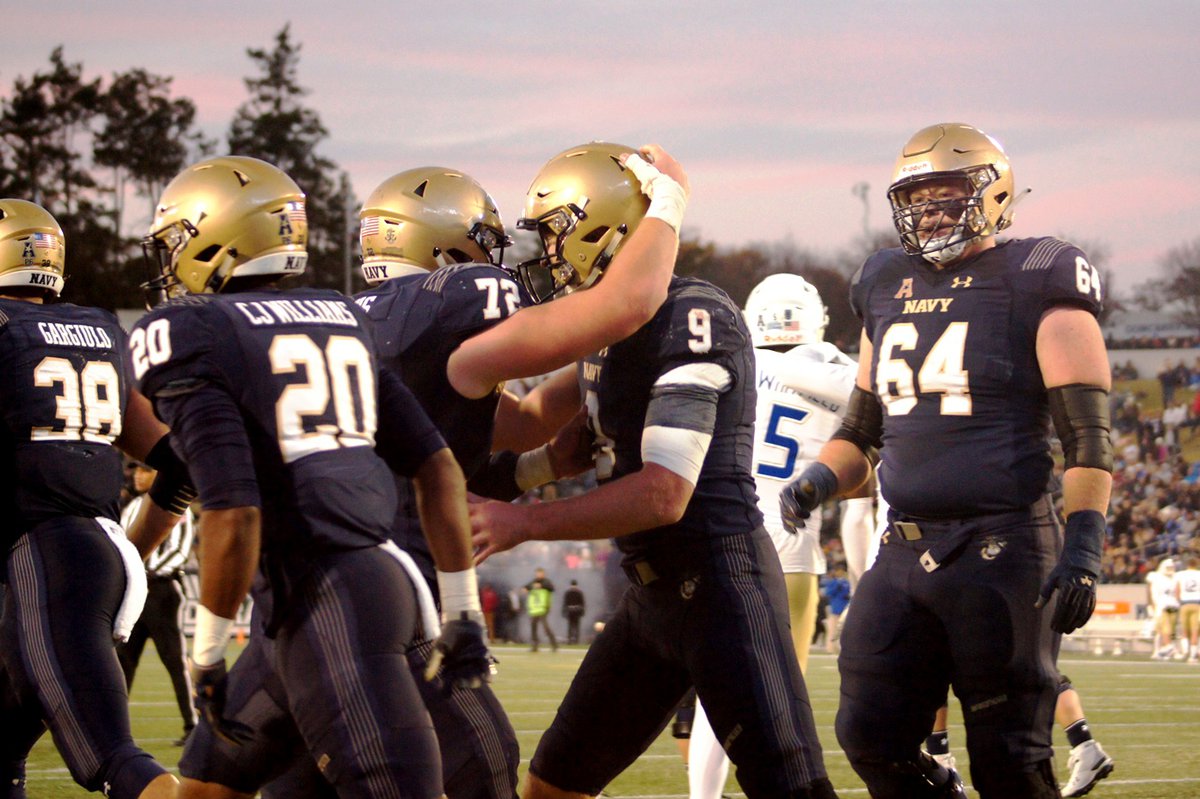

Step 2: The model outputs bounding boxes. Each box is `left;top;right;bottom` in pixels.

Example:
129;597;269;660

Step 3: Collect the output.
1159;558;1176;576
744;273;829;348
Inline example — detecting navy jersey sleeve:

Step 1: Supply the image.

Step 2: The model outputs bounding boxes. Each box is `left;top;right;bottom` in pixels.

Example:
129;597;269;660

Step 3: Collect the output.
424;263;526;338
1022;237;1104;318
652;283;748;379
129;300;259;509
128;299;232;400
375;367;448;478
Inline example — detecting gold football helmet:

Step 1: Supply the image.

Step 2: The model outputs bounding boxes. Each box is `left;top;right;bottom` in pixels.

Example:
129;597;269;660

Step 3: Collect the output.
142;156;307;296
359;167;510;285
0;199;65;297
887;123;1014;265
516;142;650;303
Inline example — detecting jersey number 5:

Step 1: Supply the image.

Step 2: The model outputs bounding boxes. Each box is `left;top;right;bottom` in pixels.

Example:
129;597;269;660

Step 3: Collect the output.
756;404;811;479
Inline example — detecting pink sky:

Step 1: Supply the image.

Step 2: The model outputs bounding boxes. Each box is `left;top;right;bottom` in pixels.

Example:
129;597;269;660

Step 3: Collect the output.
7;2;1199;298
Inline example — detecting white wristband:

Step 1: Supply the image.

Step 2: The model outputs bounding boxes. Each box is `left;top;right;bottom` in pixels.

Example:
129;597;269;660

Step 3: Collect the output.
516;444;555;492
192;604;234;667
437;568;482;618
645;181;687;233
623;153;687;233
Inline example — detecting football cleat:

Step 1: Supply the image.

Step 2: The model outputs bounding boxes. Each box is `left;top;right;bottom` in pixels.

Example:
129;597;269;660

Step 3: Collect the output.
1062;739;1114;797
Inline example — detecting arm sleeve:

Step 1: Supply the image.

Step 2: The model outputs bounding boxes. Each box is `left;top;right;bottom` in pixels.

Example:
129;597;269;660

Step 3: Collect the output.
641;362;731;485
374;367;448;478
465;450;525;502
770;352;858;411
155;384;260;510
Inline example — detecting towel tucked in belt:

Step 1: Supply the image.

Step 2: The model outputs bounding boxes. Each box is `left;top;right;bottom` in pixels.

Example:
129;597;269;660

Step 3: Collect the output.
98;516;148;642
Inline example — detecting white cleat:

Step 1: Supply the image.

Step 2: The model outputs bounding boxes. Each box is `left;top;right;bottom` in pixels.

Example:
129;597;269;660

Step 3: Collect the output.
1062;740;1114;797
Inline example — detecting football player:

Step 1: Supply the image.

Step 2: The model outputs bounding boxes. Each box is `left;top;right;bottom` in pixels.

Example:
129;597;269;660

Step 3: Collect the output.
132;156;485;798
470;143;838;799
686;273;876;799
780;123;1113;798
0;200;191;798
1177;556;1200;663
115;464;198;747
1147;557;1179;659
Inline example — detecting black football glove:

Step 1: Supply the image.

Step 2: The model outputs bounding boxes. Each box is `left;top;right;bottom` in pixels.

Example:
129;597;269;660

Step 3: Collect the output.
1036;510;1105;634
423;614;493;692
190;659;251;746
780;462;839;534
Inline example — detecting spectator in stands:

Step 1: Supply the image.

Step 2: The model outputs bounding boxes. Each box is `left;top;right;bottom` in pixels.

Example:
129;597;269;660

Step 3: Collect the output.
1159;359;1180;406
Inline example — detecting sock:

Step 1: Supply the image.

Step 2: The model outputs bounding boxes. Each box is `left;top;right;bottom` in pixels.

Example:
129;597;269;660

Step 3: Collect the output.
1065;719;1093;749
925;730;950;756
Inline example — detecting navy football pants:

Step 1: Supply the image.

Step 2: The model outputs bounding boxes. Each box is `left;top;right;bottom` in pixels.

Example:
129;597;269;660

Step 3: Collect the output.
836;502;1061;798
0;517;167;798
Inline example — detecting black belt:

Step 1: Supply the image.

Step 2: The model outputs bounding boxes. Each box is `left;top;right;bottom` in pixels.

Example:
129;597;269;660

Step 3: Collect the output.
889;496;1054;542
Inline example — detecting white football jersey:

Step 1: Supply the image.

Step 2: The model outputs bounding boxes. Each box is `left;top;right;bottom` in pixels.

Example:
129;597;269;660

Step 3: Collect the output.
1148;570;1180;612
751;343;857;573
1177;568;1200;604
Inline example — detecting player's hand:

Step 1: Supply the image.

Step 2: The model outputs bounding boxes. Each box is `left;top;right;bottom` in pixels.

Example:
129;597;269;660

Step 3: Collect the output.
423;615;495;691
624;144;690;201
470;500;531;564
547;405;594;478
1036;564;1097;634
1036;510;1104;634
780;462;839;534
190;659;251;746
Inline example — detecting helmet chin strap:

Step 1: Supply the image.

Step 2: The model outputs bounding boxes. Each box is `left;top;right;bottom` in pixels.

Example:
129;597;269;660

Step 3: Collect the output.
922;231;969;265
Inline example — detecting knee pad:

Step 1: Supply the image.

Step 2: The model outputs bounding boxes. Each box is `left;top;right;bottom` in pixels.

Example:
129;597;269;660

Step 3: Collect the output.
972;758;1057;799
847;752;966;799
1056;672;1074;694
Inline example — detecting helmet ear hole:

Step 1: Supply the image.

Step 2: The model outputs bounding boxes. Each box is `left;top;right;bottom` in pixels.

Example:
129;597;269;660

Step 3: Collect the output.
445;248;472;263
581;226;609;244
194;244;222;263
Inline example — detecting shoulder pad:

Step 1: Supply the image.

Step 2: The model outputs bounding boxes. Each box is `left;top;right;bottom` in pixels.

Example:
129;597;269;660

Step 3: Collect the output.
129;301;222;394
655;279;748;360
1011;236;1103;317
424;263;525;326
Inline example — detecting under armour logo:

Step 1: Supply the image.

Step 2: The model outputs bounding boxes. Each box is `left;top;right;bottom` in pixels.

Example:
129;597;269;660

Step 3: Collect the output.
951;276;973;288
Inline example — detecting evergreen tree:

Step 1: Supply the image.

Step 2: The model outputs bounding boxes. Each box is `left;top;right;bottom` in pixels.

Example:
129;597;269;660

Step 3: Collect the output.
227;25;357;292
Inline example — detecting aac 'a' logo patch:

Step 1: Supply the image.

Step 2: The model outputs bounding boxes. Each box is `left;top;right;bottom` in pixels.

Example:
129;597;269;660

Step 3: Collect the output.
894;278;914;299
980;536;1007;561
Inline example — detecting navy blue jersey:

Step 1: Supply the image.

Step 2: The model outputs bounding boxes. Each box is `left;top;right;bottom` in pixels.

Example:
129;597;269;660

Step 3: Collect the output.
0;299;127;548
851;237;1103;517
355;264;525;578
579;276;762;565
129;288;445;609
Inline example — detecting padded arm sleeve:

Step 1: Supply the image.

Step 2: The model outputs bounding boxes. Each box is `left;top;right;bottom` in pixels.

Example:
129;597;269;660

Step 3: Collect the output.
1048;384;1113;472
830;385;883;463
